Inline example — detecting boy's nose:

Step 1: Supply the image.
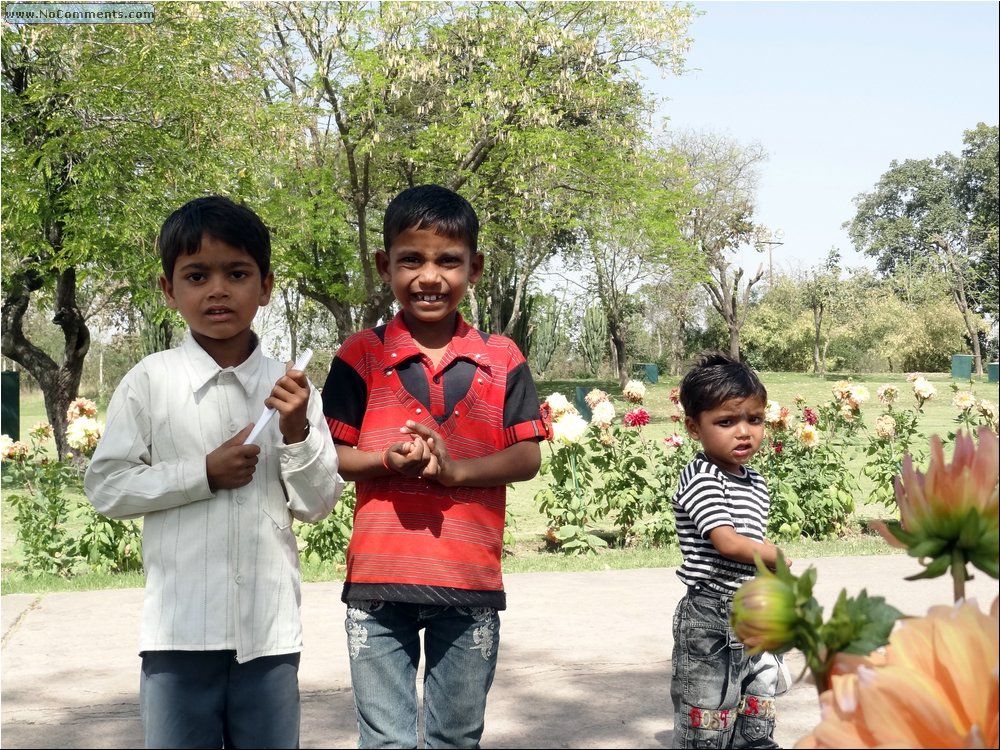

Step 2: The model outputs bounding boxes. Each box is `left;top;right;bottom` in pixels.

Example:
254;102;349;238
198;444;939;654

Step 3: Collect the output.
207;278;229;298
418;265;441;283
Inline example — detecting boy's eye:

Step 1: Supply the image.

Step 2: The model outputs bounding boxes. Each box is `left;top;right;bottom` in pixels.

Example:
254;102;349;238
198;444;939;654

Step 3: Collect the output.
185;272;205;282
230;270;249;280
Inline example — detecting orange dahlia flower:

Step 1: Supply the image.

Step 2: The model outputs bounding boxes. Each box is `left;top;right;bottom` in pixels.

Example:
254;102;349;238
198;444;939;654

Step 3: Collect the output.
796;597;999;748
871;427;999;591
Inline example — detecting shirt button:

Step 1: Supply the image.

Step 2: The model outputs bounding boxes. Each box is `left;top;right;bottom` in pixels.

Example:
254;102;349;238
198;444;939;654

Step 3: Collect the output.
477;378;483;384
228;423;237;432
415;408;422;414
235;575;244;584
384;369;392;376
236;495;246;505
454;410;459;416
391;352;398;358
433;375;440;383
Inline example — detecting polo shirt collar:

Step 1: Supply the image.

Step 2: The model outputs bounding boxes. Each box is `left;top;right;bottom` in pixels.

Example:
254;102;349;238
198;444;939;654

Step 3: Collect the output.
181;331;264;395
382;311;492;369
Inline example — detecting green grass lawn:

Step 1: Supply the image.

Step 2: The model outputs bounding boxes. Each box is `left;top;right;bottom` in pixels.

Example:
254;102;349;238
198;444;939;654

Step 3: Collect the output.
3;370;998;594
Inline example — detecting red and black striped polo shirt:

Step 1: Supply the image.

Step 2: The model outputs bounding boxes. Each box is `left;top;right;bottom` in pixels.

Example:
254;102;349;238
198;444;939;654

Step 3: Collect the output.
322;312;547;609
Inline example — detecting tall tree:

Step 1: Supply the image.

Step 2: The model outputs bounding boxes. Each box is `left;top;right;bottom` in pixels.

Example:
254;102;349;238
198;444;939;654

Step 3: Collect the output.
957;123;999;323
802;249;842;375
847;126;996;375
669;131;768;360
256;1;696;339
1;6;265;456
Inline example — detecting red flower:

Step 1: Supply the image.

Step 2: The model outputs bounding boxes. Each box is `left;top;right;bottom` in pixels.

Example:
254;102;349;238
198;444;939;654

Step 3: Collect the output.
539;402;554;440
623;408;650;428
773;441;784;454
803;407;819;425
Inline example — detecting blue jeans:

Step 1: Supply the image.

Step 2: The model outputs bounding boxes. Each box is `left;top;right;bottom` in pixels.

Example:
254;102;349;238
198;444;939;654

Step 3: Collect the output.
345;601;500;749
670;587;778;749
139;650;300;748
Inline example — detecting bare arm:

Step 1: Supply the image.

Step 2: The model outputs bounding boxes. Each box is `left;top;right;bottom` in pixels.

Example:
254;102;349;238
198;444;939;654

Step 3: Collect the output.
402;420;541;487
707;526;791;570
334;438;434;482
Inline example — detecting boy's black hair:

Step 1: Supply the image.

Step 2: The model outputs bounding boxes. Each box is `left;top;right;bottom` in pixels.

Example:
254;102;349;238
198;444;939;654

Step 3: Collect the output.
157;195;271;280
679;350;768;421
383;184;479;255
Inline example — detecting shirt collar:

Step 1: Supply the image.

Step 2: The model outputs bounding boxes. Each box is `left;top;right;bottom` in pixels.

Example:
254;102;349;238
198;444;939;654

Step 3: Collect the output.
382;311;492;369
181;331;264;395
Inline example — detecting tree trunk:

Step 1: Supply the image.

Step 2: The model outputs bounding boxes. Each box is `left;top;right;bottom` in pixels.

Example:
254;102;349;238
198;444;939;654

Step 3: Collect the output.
704;261;764;364
2;264;89;459
728;324;740;360
812;305;823;374
936;236;984;376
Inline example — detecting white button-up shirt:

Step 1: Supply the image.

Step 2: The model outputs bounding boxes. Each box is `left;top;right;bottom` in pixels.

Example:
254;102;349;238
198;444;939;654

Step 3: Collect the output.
85;334;343;662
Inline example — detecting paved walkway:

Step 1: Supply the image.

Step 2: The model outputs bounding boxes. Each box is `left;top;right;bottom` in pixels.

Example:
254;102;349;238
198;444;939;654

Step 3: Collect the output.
2;555;997;748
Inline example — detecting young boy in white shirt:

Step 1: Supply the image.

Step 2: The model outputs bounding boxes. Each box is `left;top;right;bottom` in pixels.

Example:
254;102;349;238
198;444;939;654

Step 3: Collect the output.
85;195;343;748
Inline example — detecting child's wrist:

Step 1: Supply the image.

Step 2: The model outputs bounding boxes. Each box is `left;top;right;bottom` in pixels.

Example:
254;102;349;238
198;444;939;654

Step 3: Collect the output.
381;449;395;474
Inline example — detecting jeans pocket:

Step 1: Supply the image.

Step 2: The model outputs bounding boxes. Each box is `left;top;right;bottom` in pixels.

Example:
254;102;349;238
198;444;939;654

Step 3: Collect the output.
685;718;729;748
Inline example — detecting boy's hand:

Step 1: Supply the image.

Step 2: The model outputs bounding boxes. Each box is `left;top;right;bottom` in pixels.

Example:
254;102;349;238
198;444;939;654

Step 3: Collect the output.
402;421;454;485
383;436;433;477
267;363;311;444
207;425;260;490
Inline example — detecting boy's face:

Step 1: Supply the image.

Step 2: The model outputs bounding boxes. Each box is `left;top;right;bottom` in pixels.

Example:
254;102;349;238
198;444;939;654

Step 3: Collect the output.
376;226;483;335
684;395;766;476
159;234;273;364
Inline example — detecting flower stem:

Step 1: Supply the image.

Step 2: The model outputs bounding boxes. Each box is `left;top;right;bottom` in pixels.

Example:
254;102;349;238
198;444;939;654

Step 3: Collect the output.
951;549;966;602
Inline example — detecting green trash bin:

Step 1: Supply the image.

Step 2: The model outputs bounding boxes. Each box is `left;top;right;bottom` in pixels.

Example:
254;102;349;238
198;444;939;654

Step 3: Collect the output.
632;363;658;384
951;354;973;380
1;370;20;440
988;362;999;384
574;386;593;422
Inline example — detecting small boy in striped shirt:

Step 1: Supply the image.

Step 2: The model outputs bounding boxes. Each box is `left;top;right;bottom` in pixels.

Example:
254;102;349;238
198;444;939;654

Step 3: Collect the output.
669;350;790;749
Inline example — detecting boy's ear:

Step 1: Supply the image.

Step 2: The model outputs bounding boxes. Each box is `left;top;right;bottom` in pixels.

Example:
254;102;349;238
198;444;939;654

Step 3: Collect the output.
684;415;699;440
469;251;485;284
375;250;391;283
258;271;274;306
158;274;178;309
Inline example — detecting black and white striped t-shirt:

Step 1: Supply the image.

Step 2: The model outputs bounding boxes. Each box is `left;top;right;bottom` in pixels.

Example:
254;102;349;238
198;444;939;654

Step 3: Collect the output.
672;452;771;596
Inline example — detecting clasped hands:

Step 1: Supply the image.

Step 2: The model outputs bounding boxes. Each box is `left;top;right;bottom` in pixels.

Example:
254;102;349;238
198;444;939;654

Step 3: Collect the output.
382;420;455;486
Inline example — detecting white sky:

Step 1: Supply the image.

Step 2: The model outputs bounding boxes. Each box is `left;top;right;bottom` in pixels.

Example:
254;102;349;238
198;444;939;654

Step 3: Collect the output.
645;0;1000;277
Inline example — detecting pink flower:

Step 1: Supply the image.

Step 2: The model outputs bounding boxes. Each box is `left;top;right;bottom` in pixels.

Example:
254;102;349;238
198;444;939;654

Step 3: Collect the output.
66;397;98;423
803;407;818;425
669;387;681;405
663;434;685;449
623;408;650;428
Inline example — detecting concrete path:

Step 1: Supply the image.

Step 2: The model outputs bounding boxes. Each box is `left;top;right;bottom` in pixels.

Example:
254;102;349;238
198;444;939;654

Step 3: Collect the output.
2;555;997;748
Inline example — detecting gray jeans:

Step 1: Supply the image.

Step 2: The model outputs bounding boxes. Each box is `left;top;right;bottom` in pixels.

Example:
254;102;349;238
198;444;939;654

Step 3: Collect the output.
670;586;779;749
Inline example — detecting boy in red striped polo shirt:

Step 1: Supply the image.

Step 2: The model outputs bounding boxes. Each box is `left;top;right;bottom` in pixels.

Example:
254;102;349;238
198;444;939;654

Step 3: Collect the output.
321;184;547;748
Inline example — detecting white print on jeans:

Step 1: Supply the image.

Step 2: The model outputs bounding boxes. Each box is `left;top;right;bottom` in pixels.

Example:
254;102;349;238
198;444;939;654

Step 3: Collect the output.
467;607;496;659
346;604;378;658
